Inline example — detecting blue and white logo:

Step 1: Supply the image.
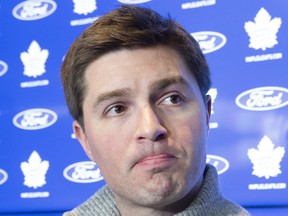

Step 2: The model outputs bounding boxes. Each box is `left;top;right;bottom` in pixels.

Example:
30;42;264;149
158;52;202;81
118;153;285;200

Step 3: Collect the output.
63;161;104;183
12;0;57;21
13;108;58;130
0;60;8;77
236;86;288;111
0;169;8;185
207;155;229;174
191;31;226;54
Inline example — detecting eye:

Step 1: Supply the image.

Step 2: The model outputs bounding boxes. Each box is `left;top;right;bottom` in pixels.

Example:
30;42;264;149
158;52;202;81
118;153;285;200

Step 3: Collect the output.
161;94;183;105
105;105;126;117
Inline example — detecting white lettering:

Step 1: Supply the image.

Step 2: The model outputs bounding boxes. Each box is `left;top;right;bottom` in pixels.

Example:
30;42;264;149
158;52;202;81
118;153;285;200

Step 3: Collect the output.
20;79;49;88
182;0;216;9
72;166;101;180
20;191;50;198
248;183;286;190
198;37;216;50
246;91;283;108
209;122;218;129
245;53;282;62
21;113;49;127
70;17;99;26
21;2;49;18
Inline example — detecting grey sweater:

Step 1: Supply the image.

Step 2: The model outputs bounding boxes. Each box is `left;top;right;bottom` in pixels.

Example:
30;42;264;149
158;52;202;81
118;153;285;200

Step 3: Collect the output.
63;165;250;216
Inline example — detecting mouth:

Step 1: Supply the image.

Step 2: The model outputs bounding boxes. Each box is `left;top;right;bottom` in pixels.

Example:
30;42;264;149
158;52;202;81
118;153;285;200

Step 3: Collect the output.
136;153;177;168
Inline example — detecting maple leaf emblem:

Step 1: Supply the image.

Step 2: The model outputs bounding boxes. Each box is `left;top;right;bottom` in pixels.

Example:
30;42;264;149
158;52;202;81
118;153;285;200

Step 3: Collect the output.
20;40;49;78
20;151;49;189
244;7;282;51
73;0;97;15
247;136;285;179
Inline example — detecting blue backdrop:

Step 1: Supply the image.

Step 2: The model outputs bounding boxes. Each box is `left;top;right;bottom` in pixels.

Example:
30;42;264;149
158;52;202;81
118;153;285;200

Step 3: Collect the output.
0;0;287;213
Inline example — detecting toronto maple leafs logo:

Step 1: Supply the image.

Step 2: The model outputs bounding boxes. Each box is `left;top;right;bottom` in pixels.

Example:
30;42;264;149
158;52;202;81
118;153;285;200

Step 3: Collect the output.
73;0;97;15
20;151;49;189
20;40;49;78
244;8;282;51
247;136;285;179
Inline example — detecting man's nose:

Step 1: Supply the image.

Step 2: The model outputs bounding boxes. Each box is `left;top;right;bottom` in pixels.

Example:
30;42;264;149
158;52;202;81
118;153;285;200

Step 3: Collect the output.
135;105;168;142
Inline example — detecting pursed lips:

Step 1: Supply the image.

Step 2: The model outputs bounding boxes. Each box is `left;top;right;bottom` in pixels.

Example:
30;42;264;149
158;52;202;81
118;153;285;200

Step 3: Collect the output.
136;153;176;167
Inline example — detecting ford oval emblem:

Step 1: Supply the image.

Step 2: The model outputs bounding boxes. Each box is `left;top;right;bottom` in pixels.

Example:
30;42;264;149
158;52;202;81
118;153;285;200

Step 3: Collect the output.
13;108;58;130
235;86;288;111
63;161;104;183
207;155;229;174
191;31;227;54
12;0;57;21
0;60;8;77
0;169;8;185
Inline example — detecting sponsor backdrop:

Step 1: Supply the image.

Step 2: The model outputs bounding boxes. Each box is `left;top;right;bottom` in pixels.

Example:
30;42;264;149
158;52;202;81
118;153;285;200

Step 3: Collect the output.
0;0;287;213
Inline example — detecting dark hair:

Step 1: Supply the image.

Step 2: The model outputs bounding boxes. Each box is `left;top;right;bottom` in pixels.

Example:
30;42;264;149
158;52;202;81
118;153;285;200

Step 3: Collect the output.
61;5;211;127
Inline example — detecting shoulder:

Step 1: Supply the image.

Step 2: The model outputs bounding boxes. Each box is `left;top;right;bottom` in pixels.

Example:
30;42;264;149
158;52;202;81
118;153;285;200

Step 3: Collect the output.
216;199;251;216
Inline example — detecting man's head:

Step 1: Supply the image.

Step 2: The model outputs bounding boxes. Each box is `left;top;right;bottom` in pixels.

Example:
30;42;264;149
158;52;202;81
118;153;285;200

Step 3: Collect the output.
61;5;211;128
61;5;212;214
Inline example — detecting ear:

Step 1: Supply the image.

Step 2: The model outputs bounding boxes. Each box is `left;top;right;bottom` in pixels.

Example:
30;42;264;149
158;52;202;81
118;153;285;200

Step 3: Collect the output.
73;121;94;161
205;95;212;128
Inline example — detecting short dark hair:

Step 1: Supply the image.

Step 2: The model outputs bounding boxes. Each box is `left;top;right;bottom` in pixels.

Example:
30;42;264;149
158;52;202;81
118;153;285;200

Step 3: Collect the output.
61;5;211;127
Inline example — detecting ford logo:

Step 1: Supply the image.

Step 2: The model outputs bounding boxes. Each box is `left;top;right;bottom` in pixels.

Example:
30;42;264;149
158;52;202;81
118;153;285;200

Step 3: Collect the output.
13;108;58;130
0;169;8;185
63;161;104;183
207;155;229;174
0;60;8;77
12;0;57;21
235;86;288;111
191;31;227;54
117;0;151;3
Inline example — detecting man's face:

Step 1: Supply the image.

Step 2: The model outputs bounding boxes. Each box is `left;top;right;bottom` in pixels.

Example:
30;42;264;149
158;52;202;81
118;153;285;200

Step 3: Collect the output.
74;46;211;210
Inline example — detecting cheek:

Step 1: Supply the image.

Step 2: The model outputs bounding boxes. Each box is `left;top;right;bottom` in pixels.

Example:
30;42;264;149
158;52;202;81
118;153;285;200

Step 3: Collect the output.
89;133;118;161
85;110;136;161
180;104;207;132
180;125;206;154
86;127;130;174
178;118;207;181
176;110;208;155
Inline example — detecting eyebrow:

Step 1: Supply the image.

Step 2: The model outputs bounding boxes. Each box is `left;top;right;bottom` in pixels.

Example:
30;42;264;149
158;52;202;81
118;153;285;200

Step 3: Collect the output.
93;88;132;108
149;76;190;92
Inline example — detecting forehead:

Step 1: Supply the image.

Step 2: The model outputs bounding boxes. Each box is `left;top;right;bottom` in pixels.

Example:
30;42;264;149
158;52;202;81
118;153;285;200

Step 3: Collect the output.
86;46;193;77
83;46;198;96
